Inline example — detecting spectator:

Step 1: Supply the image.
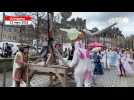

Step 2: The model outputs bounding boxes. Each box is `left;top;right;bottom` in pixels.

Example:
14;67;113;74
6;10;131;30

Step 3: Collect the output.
4;43;12;58
93;51;104;75
0;47;2;57
12;45;28;87
133;49;134;60
64;48;68;58
40;37;49;61
68;45;75;60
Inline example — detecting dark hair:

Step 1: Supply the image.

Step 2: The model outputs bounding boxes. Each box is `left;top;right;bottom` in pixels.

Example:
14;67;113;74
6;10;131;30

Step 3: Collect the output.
72;45;75;49
122;50;125;54
19;47;24;53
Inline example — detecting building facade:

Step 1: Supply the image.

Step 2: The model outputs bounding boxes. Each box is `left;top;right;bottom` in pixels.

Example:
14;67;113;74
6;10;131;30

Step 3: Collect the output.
0;22;36;44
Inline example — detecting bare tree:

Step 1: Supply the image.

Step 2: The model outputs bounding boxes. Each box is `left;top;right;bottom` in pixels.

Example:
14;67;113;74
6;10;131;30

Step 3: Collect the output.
15;12;45;26
15;12;47;54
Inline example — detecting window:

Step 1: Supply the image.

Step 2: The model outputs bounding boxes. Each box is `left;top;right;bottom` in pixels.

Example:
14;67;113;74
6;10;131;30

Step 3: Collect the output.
11;28;14;32
2;34;4;38
8;28;11;32
8;44;13;47
13;28;16;32
14;28;16;32
4;27;6;32
7;27;9;31
14;36;16;41
17;28;19;32
13;36;15;40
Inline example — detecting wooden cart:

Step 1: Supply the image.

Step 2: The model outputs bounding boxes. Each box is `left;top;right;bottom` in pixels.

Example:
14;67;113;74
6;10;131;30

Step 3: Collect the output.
28;64;73;87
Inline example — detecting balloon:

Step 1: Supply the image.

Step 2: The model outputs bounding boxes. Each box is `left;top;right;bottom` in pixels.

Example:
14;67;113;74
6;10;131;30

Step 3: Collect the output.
60;28;81;40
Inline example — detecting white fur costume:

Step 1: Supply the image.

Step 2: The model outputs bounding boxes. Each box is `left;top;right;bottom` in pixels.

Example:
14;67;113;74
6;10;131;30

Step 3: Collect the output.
121;53;134;75
69;40;93;87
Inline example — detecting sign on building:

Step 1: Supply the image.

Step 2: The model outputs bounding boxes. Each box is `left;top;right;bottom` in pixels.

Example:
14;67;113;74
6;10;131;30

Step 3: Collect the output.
4;16;32;25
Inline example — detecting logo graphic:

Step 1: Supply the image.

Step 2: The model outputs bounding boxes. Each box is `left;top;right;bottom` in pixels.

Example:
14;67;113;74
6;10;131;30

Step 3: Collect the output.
4;16;32;25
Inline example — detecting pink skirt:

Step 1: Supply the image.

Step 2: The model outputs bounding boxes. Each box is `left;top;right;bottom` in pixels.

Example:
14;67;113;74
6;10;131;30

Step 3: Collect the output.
84;70;92;81
13;68;27;82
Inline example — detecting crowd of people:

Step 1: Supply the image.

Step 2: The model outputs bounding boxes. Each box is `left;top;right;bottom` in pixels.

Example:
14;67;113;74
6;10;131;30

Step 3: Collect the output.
11;31;134;87
101;48;134;77
62;32;134;87
64;45;134;87
11;37;134;87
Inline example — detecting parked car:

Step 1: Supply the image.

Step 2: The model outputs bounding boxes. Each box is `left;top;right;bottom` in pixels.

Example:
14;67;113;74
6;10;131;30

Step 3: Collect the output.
0;41;29;56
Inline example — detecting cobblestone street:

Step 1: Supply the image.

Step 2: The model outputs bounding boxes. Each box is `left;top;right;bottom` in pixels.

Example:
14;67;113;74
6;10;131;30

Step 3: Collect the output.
94;68;128;87
95;64;134;87
0;64;134;87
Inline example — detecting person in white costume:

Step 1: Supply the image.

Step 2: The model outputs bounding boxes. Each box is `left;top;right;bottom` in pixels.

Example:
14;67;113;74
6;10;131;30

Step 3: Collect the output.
112;50;120;68
107;49;113;69
121;51;134;76
102;49;111;70
60;24;117;87
111;49;125;76
69;38;93;87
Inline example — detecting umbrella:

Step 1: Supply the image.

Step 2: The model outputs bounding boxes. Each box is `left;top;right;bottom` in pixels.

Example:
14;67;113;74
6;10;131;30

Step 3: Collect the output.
60;28;81;41
88;42;104;48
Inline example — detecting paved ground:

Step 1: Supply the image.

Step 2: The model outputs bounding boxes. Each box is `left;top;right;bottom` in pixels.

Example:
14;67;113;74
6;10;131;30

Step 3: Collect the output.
0;64;134;87
0;72;50;87
94;68;128;87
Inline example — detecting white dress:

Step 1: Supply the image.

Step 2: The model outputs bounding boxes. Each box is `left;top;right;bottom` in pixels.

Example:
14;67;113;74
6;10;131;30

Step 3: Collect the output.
69;41;93;87
107;51;113;67
121;53;134;75
115;54;122;75
102;50;111;69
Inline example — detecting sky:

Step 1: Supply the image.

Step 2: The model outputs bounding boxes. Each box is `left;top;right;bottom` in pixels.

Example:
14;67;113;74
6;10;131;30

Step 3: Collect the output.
69;12;134;37
0;12;134;37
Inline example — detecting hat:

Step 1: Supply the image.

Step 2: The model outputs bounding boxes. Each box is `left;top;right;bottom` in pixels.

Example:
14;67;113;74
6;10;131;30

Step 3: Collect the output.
60;28;81;41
